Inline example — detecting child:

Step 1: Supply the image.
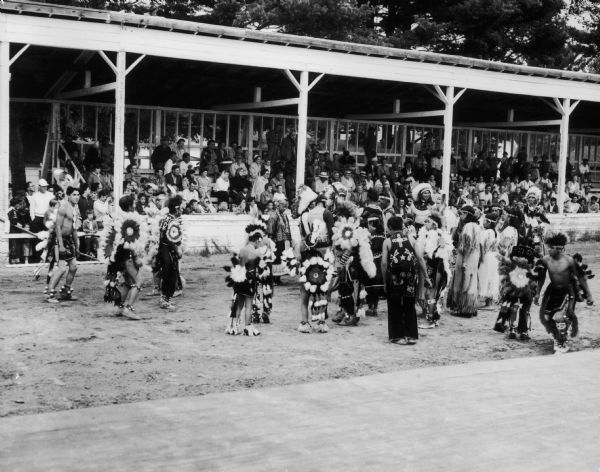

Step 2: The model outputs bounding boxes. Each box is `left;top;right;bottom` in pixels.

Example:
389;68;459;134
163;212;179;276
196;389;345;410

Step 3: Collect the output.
381;216;429;345
82;209;99;257
535;233;594;353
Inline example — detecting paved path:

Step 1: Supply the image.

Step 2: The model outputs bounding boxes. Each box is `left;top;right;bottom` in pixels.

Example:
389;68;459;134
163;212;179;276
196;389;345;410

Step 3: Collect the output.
2;351;600;472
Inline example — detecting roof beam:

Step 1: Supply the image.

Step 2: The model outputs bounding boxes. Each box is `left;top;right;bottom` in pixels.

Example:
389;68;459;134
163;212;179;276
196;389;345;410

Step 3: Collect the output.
56;81;116;100
346;110;445;120
457;119;562;128
9;43;29;66
213;97;299;111
44;50;96;98
6;14;600;102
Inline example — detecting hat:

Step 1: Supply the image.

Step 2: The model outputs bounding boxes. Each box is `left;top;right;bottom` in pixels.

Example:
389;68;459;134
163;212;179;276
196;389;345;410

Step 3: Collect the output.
525;186;541;202
319;171;329;179
297;186;318;215
411;183;432;201
38;178;49;187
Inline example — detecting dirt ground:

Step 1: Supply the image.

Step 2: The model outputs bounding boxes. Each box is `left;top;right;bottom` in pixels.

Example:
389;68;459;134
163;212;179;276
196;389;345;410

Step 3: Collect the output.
2;242;600;417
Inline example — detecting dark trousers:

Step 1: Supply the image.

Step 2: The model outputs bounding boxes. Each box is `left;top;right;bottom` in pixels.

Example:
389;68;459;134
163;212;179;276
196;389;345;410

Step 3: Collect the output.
387;293;418;340
158;245;179;299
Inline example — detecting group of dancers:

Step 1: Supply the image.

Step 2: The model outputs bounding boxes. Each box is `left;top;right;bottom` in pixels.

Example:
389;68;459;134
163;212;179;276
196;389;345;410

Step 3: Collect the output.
37;187;185;320
35;181;594;353
225;181;595;353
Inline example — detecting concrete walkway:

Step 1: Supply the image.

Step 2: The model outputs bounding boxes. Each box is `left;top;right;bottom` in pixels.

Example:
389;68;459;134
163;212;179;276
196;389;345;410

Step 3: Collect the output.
2;351;600;472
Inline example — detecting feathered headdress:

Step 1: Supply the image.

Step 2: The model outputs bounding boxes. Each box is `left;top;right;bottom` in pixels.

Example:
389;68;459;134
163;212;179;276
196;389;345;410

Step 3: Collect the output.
297;186;318;215
412;182;432;202
525;186;542;203
245;219;267;242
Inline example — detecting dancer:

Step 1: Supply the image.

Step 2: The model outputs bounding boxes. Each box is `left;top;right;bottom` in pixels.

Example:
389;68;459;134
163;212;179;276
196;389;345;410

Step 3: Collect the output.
416;213;452;328
362;215;386;317
330;201;377;327
494;245;538;340
447;205;481;318
296;186;335;333
478;211;500;308
408;183;434;229
100;194;148;320
225;221;267;336
381;216;429;344
157;195;185;310
523;186;549;255
535;233;594;353
46;187;80;303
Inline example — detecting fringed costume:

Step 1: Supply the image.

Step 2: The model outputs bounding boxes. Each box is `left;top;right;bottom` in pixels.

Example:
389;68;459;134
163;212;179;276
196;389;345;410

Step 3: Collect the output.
409;183;434;230
224;220;269;336
478;212;500;304
494;245;539;340
330;202;377;327
100;209;149;319
416;222;453;328
448;206;481;318
294;186;335;333
523;187;549;256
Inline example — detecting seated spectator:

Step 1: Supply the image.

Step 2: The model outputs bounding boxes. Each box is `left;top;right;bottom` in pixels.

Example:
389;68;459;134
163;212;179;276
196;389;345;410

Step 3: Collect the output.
179;153;193;178
252;168;271;199
340;169;356;193
124;163;142;186
181;178;199;203
164;151;178;175
579;158;591;184
196;168;212;197
260;182;274;206
81;209;99;257
136;194;149;215
213;170;231;204
566;175;581;198
518;173;534;192
270;170;286;191
589;196;599;213
93;189;111;228
165;165;184;192
273;184;287;204
314;171;330;194
248;155;263;183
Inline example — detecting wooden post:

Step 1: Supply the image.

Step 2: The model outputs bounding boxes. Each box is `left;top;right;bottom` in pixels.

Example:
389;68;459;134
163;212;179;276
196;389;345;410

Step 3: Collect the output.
0;42;9;234
441;86;455;198
557;98;570;215
113;51;126;202
295;70;308;187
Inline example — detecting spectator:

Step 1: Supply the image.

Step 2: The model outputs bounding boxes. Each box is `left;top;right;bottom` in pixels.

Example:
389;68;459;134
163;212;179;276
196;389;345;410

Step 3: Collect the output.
273;184;287;204
196;168;212;197
81;209;99;257
164;151;178;176
174;138;186;160
93;189;111;228
165;165;184;192
213;170;230;204
151;136;172;171
314;171;330;194
579;158;591;184
30;179;54;232
260;182;274;207
340;169;356;193
248;155;263;183
179;153;192;177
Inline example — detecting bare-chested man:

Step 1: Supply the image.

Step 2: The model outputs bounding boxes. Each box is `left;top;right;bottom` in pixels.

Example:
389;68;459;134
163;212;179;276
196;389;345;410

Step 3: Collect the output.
47;186;80;303
535;232;593;353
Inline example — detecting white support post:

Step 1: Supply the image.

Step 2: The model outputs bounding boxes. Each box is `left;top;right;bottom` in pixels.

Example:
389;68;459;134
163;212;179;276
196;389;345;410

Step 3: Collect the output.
557;98;570;215
113;51;126;202
441;86;455;198
0;42;10;235
296;71;309;188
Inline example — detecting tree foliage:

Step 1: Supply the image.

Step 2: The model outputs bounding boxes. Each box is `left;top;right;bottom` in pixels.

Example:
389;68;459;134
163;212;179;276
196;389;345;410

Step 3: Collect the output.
42;0;600;71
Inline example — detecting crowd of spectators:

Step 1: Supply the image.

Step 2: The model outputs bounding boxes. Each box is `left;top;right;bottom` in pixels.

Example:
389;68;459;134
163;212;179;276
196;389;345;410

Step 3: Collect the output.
6;131;598;264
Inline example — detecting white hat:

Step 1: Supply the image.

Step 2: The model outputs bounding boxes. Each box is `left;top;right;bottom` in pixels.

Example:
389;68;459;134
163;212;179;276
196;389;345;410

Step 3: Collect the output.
525;186;541;202
411;183;432;201
297;186;318;215
38;178;49;187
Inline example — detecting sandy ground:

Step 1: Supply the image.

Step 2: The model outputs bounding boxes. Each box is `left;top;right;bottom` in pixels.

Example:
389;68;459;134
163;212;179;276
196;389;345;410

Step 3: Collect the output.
2;243;600;417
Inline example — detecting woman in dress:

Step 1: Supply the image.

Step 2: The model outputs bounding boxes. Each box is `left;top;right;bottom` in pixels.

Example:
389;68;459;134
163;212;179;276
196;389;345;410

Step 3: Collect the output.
447;205;481;318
